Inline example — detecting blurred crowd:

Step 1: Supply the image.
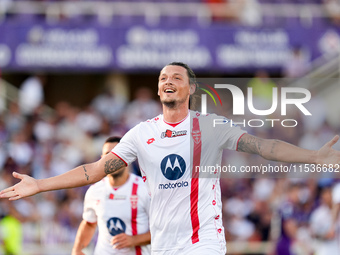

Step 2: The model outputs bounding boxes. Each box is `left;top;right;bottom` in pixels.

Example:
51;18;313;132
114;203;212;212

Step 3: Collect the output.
1;0;338;28
0;57;340;255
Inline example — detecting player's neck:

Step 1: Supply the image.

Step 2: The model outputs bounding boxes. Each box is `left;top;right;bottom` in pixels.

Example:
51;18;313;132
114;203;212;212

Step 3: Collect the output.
109;170;129;187
162;104;189;123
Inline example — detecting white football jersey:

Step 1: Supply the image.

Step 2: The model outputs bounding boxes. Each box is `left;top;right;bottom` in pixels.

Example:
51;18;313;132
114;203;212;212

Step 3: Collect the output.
83;173;151;255
112;111;246;253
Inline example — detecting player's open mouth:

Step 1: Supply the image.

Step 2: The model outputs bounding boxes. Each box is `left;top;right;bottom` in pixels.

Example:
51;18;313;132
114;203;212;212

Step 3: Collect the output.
164;88;175;93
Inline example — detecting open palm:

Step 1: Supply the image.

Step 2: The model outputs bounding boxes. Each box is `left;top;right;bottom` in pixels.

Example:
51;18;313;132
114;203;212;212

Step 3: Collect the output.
0;172;40;200
317;135;340;166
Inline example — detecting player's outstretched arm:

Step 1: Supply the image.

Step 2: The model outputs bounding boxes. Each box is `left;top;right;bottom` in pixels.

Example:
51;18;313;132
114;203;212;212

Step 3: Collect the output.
72;220;97;255
111;231;151;249
0;153;126;200
237;133;340;165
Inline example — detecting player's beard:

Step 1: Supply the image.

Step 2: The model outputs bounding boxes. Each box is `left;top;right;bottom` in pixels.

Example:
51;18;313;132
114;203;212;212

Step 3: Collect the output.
161;97;186;109
162;100;176;109
110;169;125;179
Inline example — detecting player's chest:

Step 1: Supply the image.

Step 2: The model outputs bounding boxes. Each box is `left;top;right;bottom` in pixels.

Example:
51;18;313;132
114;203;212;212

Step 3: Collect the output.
97;192;138;218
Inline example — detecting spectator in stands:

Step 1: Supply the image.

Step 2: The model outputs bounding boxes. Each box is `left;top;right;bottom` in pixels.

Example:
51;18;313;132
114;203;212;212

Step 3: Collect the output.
310;185;340;255
323;0;340;25
204;0;261;25
0;200;23;255
247;70;277;117
283;47;310;78
4;101;25;137
91;87;126;126
331;181;340;249
275;181;312;255
204;0;240;22
7;132;33;167
18;74;46;117
124;87;161;129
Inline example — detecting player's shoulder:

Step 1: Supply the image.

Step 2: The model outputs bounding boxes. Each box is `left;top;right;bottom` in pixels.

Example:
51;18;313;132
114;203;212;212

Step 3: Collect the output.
190;110;235;128
127;114;163;134
130;173;148;192
141;114;163;126
86;178;107;196
190;110;224;120
130;173;144;184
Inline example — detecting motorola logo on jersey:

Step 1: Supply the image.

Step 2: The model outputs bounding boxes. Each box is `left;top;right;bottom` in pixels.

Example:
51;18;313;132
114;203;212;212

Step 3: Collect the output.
159;154;188;190
107;217;126;236
160;154;186;180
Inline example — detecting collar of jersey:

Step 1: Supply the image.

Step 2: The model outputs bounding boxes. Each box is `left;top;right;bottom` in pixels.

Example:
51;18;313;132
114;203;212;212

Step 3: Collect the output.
163;111;189;128
105;173;131;191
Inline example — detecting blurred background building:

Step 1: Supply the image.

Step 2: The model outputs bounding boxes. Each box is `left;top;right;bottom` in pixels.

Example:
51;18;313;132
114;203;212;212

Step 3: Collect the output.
1;0;340;254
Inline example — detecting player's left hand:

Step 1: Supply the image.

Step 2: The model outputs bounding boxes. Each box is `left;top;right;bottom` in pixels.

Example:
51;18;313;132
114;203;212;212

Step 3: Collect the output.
111;233;134;249
317;135;340;165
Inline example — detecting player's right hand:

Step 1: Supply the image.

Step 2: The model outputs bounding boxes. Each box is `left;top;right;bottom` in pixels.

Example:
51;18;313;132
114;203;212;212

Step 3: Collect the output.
0;172;40;200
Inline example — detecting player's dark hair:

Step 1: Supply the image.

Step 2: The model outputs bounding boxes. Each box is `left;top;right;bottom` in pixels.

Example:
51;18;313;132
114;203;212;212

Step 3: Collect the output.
105;136;121;144
166;62;198;110
166;62;197;86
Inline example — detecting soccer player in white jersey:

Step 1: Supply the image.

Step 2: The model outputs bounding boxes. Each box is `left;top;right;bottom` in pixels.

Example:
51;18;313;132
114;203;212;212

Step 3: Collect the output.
1;62;340;255
72;136;151;255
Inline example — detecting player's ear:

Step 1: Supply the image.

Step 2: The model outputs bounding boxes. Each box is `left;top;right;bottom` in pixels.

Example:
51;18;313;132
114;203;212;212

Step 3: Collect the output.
190;83;196;95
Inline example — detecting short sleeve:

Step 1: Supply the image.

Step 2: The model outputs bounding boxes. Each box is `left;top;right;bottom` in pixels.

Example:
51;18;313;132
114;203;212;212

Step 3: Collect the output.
204;114;247;151
82;188;98;223
111;125;139;165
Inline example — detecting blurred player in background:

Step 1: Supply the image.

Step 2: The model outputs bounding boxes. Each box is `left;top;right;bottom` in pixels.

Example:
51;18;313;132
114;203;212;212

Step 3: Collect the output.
1;62;340;255
72;137;151;255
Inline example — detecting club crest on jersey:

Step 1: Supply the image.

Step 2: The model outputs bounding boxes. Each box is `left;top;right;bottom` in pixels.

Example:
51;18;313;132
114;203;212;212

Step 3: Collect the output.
192;130;201;144
161;129;187;139
130;195;138;209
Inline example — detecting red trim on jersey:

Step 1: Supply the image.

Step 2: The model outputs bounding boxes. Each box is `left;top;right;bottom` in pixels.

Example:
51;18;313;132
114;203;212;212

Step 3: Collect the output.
111;152;128;166
163;113;189;127
131;183;142;255
85;221;97;225
190;117;201;244
236;133;246;151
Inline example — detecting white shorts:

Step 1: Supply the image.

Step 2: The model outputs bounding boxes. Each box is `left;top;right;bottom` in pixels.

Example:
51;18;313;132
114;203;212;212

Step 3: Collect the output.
152;241;226;255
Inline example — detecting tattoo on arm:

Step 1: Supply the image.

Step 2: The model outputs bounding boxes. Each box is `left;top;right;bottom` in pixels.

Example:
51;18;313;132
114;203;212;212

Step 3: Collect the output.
270;140;279;154
83;165;89;181
104;159;125;175
237;134;263;155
